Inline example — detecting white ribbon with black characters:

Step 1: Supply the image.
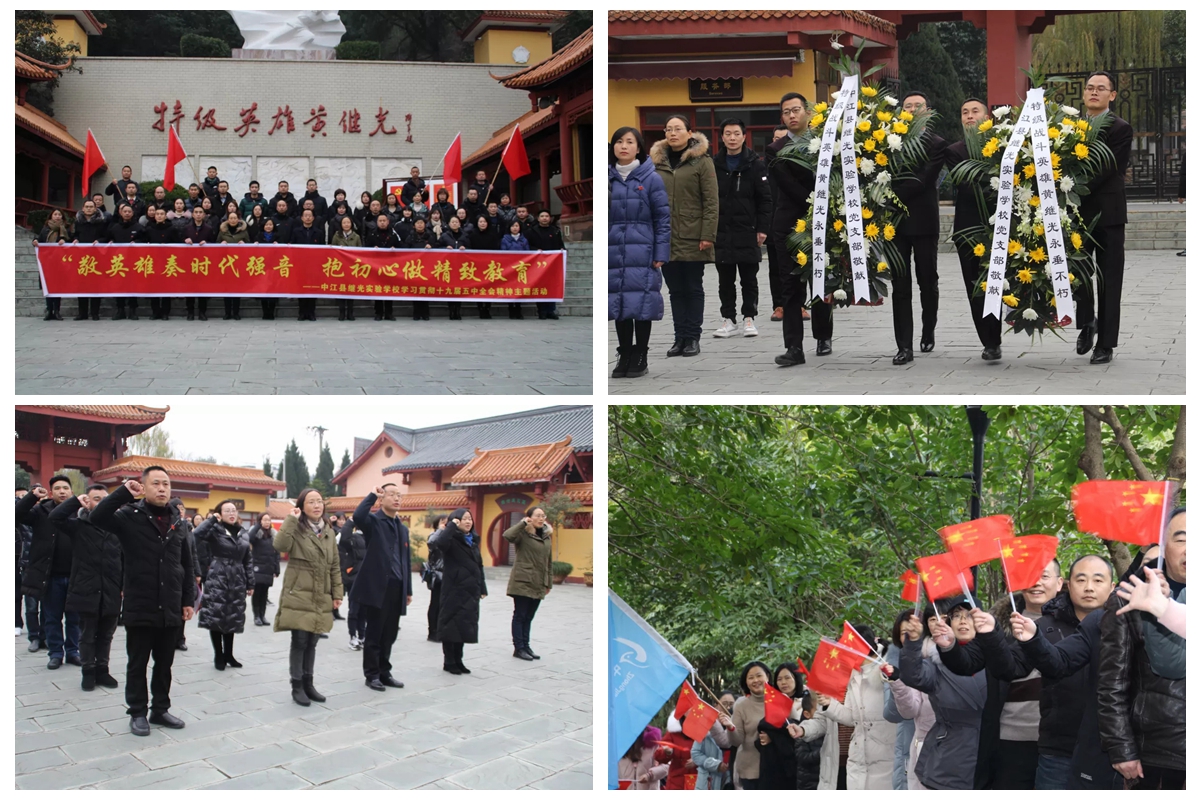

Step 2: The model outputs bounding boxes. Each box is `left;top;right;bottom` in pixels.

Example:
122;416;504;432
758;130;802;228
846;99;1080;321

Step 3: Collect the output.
982;88;1074;321
811;76;869;303
809;79;852;300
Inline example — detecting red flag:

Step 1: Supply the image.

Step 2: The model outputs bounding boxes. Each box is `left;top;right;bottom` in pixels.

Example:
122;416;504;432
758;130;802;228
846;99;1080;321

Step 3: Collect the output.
805;639;856;704
500;124;531;180
915;552;975;601
82;129;106;200
1073;480;1173;547
442;132;462;186
795;657;809;678
938;515;1014;568
762;683;795;727
163;125;188;192
900;569;920;602
672;681;720;741
839;621;873;658
997;535;1060;591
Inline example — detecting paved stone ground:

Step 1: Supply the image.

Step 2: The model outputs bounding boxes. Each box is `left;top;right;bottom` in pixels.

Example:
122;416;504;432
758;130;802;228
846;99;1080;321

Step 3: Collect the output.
14;567;592;789
609;250;1184;395
15;318;592;395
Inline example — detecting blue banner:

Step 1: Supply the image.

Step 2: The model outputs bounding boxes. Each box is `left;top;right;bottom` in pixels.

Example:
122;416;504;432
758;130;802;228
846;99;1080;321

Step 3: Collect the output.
608;590;692;790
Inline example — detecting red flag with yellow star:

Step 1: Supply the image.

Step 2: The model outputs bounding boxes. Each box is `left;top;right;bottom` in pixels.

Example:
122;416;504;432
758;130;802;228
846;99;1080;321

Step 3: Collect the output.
672;681;721;741
995;535;1060;592
915;552;975;601
938;515;1014;568
1072;480;1174;546
839;621;874;658
805;638;856;704
795;656;809;678
900;569;920;602
762;683;796;727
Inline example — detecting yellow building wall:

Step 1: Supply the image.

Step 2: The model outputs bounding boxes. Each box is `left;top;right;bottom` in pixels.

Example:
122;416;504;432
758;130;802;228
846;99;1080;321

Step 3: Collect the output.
474;28;555;66
52;18;89;57
187;490;273;519
479;492;593;578
608;57;818;132
343;441;410;498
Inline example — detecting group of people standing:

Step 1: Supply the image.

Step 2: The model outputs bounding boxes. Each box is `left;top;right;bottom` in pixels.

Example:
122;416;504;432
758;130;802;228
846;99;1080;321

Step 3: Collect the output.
35;165;564;322
618;510;1184;790
609;69;1133;377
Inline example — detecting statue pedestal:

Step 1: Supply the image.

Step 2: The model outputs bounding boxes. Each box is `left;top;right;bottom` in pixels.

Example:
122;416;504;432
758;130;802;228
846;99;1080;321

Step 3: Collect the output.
232;49;337;60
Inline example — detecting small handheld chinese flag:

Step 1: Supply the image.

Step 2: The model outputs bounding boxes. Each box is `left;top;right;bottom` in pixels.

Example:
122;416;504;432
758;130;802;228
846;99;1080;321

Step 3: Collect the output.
900;569;920;603
996;535;1060;592
805;638;855;704
501;124;532;180
82;129;106;200
1072;480;1174;547
915;552;975;601
673;681;720;741
163;125;188;192
442;131;462;186
795;657;809;678
762;683;795;727
839;621;874;658
938;515;1013;568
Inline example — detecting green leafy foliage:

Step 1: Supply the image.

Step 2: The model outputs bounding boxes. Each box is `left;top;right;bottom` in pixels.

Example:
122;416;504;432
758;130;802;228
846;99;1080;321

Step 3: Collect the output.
15;11;82;117
336;41;381;61
180;34;230;59
898;24;964;144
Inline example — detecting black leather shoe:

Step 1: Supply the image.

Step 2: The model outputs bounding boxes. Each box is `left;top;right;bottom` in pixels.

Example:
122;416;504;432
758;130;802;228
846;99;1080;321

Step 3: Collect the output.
149;711;185;729
176;641;188;651
458;664;472;674
113;311;127;321
96;671;118;688
892;348;914;365
681;339;700;357
66;654;82;666
611;347;631;379
774;347;805;367
981;346;1003;362
920;335;935;353
198;313;207;321
47;657;62;669
444;664;464;674
380;676;405;688
1089;346;1113;364
365;677;386;691
816;339;833;356
81;669;96;691
293;679;312;705
666;340;685;357
187;313;195;321
526;648;540;660
27;639;40;653
514;648;534;661
225;654;242;668
214;656;226;671
130;716;150;736
74;314;88;321
223;314;232;320
128;310;138;320
374;314;383;321
233;314;241;320
302;676;326;702
1076;323;1095;355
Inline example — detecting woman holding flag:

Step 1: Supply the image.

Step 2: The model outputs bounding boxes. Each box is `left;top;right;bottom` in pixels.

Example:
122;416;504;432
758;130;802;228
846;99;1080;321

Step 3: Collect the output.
754;662;805;789
727;661;771;789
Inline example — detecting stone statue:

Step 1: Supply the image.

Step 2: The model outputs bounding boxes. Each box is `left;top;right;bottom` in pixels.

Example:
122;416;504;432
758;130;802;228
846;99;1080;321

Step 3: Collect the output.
228;10;346;50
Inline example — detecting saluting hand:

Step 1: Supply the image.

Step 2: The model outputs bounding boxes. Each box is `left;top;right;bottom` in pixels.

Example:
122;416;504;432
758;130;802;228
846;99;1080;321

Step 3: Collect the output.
77;493;92;510
124;479;144;496
373;485;384;496
289;508;302;518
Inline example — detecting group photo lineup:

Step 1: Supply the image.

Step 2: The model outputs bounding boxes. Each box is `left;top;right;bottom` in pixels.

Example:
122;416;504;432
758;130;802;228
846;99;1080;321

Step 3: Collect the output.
16;9;594;394
607;10;1185;394
609;404;1185;791
15;402;594;789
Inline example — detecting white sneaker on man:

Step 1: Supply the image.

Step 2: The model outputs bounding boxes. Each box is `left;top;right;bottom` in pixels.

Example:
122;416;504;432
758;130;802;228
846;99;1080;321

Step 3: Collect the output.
713;318;738;338
743;318;759;337
14;627;22;636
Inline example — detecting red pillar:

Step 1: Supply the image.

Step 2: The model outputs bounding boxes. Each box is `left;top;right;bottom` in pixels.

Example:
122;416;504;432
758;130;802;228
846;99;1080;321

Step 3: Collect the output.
40;160;50;204
986;10;1032;107
557;114;575;216
539;151;551;212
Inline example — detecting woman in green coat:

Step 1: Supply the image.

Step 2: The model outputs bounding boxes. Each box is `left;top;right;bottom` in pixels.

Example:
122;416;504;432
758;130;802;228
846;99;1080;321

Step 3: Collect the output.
273;488;343;707
649;114;719;358
503;506;554;660
330;215;363;321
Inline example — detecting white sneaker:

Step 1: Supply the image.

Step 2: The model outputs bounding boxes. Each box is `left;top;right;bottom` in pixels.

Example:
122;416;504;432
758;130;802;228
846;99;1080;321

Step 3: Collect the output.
349;636;358;650
743;317;759;337
15;627;22;636
713;318;738;338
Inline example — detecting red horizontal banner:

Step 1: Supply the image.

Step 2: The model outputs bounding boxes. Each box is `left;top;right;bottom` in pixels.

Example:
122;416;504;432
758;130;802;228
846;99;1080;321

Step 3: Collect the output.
36;243;566;301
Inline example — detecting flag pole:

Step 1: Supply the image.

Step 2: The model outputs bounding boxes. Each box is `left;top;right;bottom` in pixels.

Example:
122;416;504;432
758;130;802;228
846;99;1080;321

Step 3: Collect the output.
691;673;726;710
1158;479;1173;570
957;572;976;609
997;538;1017;614
821;637;887;667
914;573;922;615
847;622;882;657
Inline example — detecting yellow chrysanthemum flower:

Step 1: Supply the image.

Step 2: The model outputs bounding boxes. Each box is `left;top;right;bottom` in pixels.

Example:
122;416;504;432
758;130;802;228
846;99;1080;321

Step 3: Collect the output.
876;111;893;123
1050;297;1057;308
873;129;886;142
1023;163;1037;179
1002;294;1019;308
884;224;896;241
1061;118;1076;128
813;102;829;114
1071;232;1083;250
899;110;914;122
1029;196;1040;208
977;118;994;133
794;219;806;233
833;219;845;231
1053;168;1062;180
856;157;862;169
1068;272;1077;282
973;243;986;257
863;139;876;152
1007;239;1022;256
892;121;909;134
796;251;808;266
861;86;878;97
875;152;888;166
857;101;863;110
980;279;988;291
981;138;1000;158
1016;268;1034;284
865;222;880;240
809;114;824;129
1034;223;1045;236
1047;127;1061;139
861;207;874;219
857;120;872;132
1028;247;1047;263
1051;153;1061;168
876;261;888;272
1074;143;1089;160
1076;120;1089;133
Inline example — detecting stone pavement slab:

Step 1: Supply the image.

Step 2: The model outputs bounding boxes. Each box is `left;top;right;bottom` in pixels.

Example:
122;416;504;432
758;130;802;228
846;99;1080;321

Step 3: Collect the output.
14;566;593;789
609;250;1184;395
16;318;592;395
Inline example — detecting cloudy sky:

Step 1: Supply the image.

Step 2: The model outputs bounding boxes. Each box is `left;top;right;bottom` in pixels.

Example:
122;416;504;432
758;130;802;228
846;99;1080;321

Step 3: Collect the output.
129;398;579;471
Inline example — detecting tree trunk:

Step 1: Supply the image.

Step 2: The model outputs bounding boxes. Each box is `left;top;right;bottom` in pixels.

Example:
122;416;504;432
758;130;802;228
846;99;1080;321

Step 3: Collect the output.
1166;406;1186;481
1078;406;1132;576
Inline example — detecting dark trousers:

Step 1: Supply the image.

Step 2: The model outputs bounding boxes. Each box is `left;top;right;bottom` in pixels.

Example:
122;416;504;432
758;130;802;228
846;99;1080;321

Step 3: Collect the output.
1132;765;1185;790
361;579;402;680
223;298;241;317
374;300;394;318
766;239;783;309
114;297;138;313
186;297;209;315
344;579;366;638
16;569;24;628
412;300;429;319
298;299;316;319
260;298;278;319
427;581;441;638
289;630;318;680
251;582;270;619
1076;225;1126;348
511;595;541;650
76;298;101;318
336;299;355;319
661;261;706;341
44;297;61;314
715;262;760;320
956;242;1002;349
41;574;81;660
442;639;464;666
125;625;180;717
149;298;172;318
780;267;833;349
24;594;43;641
537;302;557;318
991;739;1038;788
891;234;939;349
615;319;652;349
78;612;119;671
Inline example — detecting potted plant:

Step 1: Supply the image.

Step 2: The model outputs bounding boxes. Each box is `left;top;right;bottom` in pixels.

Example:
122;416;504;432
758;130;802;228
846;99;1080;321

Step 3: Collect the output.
584;571;593;587
551;561;573;584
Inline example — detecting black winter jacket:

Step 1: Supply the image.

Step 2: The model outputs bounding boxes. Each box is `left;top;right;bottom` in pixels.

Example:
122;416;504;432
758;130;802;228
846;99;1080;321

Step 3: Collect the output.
756;715;797;789
366;225;403;249
49;497;123;616
793;731;823;790
439;228;469;249
429;519;487;643
143;220;180;244
337;520;368;589
303;190;328;221
105;218;146;243
765;135;815;252
404;229;436;249
88;485;195;627
422;526;445;587
269;191;298;217
16;493;69;599
891;132;947;237
401;178;426;206
74;213;109;243
193;518;253;634
713;148;772;263
290;222;324;245
181;220;215;245
248;523;281;587
349;494;412;611
431;201;457;224
526;224;565;251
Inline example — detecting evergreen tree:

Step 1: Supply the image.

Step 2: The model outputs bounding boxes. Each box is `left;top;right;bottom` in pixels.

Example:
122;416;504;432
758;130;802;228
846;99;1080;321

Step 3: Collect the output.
280;439;311;498
340;449;351;472
1033;11;1166;73
263;458;272;478
899;23;965;143
937;21;988;103
313;444;336;498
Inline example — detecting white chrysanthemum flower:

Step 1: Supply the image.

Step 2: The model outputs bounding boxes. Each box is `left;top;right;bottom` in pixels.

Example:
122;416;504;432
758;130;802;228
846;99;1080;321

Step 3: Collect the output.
1058;175;1075;193
874;171;891;185
833;289;848;300
885;97;898;107
993;105;1011;118
887;133;904;151
859;159;876;176
990;177;1002;192
831;91;842;100
989;213;997;225
1022;308;1038;320
1016;185;1034;205
808;137;822;154
1003;279;1011;291
1061;105;1079;116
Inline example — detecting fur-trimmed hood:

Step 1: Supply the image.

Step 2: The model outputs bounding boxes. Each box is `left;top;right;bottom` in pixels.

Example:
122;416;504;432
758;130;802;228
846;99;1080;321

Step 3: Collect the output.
650;132;711;169
219;220;248;234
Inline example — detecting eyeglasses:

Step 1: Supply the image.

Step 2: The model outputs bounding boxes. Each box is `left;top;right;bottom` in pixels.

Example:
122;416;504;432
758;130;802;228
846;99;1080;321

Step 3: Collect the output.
781;107;805;117
663;127;688;134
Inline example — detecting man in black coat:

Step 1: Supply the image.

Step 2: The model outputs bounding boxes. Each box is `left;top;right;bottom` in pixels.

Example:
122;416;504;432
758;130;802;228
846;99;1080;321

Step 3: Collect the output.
201;165;222;204
350;486;412;691
117;181;147;223
400;166;426;207
48;484;123;691
104;204;147;320
337;519;368;648
270;181;298;217
768;92;826;366
88;467;195;736
143;207;180;321
302;179;328;221
712;117;772;339
105;165;142;205
526;210;565;320
762;125;790;321
1076;70;1134;364
889;92;948;364
16;476;81;669
180;206;216;321
946;98;1003;361
72;199;108;321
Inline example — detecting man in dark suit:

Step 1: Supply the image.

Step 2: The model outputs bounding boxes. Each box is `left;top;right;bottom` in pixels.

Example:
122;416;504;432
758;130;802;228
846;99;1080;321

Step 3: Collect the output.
1076;70;1133;364
350;486;412;692
762;124;790;321
889;91;948;364
945;98;1003;361
767;92;826;367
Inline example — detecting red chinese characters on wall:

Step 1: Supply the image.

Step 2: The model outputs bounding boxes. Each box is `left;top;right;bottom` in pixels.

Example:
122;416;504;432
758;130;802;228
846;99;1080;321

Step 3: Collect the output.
152;101;406;139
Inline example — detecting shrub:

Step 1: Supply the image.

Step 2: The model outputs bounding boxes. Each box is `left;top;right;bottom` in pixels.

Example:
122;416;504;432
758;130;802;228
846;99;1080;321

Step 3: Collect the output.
180;34;230;58
26;209;52;232
337;40;380;61
551;561;574;578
